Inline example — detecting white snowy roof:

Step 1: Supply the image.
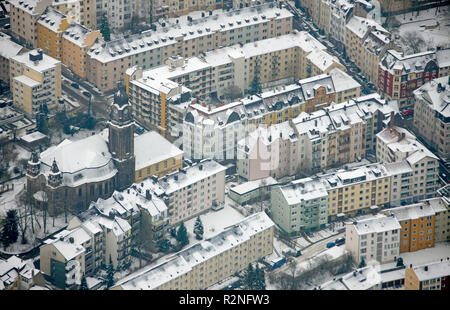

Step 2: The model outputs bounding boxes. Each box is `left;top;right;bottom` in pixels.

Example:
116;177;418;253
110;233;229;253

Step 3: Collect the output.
436;48;450;68
346;16;387;39
386;202;436;221
21;131;47;143
328;67;361;92
9;0;48;15
134;131;183;170
37;6;67;32
0;36;24;59
147;159;226;195
280;178;328;205
413;260;450;281
116;212;274;290
11;49;60;73
13;75;41;88
306;49;342;72
230;177;278;195
353;214;401;235
63;22;94;46
40;134;117;188
88;4;293;63
413;76;450;118
50;228;88;261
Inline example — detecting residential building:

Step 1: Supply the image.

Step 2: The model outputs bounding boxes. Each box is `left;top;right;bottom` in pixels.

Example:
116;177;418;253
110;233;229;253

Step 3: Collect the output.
126;65;193;137
0;256;45;290
134;131;184;182
270;177;328;234
61;21;103;79
405;260;450;290
437;48;450;77
228;176;278;206
328;0;355;53
94;0;145;31
345;214;401;264
9;0;52;47
237;93;396;180
87;3;293;92
142;159;226;225
0;32;25;85
412;76;450;161
51;0;82;23
127;31;330;103
9;49;62;116
184;69;362;163
0;106;36;143
345;16;396;85
237;122;299;180
37;6;72;60
39;227;88;289
40;207;133;289
111;212;275;290
378;49;440;111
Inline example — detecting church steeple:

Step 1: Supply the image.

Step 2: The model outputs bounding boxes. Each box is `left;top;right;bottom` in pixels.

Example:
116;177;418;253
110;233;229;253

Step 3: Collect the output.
108;83;135;190
48;158;62;188
27;150;41;178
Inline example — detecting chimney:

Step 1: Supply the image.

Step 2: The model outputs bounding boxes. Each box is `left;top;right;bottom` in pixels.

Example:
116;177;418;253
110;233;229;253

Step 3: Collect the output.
199;164;203;170
424;266;428;271
145;189;152;200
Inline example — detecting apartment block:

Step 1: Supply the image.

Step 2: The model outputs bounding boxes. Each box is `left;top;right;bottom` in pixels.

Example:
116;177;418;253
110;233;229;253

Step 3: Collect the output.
413;76;450;161
10;49;62;116
51;0;82;22
142;159;226;225
128;31;330;103
270;177;328;234
237;93;396;180
126;65;193;137
184;68;361;163
61;22;103;79
111;212;275;290
345;16;396;84
87;3;293;92
228;176;278;206
378;49;445;111
405;260;450;290
345;214;401;264
237;122;298;180
383;201;436;253
0;33;25;85
37;6;72;60
9;0;52;47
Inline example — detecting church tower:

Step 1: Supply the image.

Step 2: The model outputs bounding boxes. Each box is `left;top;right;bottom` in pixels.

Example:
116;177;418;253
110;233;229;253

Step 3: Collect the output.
108;85;135;190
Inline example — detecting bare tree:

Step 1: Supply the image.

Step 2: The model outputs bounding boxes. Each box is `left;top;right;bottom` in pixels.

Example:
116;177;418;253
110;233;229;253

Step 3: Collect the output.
402;32;426;54
16;191;31;244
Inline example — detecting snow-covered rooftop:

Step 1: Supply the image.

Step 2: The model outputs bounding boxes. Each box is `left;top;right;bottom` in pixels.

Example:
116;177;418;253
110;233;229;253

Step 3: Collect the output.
13;75;41;88
352;214;401;235
413;260;450;282
37;6;67;32
11;49;60;73
413;76;450;118
115;212;274;290
280;177;328;205
0;35;24;59
88;3;293;63
63;21;96;47
134;131;183;171
230;176;278;195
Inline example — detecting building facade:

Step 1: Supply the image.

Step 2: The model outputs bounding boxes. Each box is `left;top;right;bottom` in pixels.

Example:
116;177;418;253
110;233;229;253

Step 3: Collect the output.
405;260;450;290
345;214;401;264
0;33;25;85
412;75;450;161
10;49;62;116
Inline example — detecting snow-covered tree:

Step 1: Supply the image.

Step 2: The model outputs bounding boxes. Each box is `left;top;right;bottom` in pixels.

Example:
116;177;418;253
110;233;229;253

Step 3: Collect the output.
176;222;189;247
194;216;204;240
1;210;19;248
105;255;115;289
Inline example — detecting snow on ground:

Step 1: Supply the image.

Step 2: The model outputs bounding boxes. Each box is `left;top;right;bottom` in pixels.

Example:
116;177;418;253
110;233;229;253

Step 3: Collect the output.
273;237;295;256
184;204;245;245
0;177;26;217
1;211;68;255
394;6;450;54
293;236;311;248
296;245;348;274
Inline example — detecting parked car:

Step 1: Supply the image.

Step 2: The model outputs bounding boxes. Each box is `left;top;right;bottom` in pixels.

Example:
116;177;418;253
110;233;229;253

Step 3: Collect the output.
326;242;336;248
335;238;345;246
3;24;10;30
71;83;80;89
401;110;414;117
82;91;91;97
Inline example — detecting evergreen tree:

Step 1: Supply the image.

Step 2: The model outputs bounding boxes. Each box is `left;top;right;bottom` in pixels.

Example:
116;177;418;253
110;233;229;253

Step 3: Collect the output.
80;275;89;290
250;74;262;95
158;238;170;253
1;210;19;248
176;222;189;247
242;263;257;289
169;227;177;238
254;265;266;290
100;13;111;41
194;216;204;240
105;255;115;289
